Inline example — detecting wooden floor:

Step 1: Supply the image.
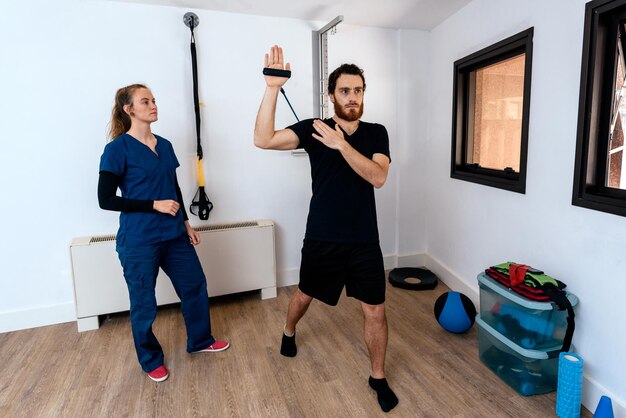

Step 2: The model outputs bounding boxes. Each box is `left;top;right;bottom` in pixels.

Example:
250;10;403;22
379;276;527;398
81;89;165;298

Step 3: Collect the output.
0;281;591;418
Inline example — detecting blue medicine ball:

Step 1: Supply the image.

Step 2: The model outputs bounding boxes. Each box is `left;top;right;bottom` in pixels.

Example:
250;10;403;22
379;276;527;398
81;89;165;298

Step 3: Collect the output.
434;291;476;334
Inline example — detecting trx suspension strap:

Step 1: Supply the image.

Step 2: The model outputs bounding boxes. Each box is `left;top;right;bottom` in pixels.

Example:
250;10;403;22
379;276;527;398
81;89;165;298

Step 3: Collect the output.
184;12;213;220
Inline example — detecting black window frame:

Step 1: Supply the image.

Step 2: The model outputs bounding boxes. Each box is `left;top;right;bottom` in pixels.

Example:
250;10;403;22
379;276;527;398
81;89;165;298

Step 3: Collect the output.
573;0;626;216
451;27;534;194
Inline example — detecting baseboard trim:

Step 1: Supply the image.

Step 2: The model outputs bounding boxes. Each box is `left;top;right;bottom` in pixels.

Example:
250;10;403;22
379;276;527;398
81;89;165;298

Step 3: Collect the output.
0;302;75;333
383;254;398;270
395;253;428;267
582;374;625;417
418;253;480;307
277;268;299;288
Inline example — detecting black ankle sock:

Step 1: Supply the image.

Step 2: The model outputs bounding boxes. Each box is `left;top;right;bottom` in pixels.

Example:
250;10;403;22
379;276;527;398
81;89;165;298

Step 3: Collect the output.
280;332;297;357
369;376;398;413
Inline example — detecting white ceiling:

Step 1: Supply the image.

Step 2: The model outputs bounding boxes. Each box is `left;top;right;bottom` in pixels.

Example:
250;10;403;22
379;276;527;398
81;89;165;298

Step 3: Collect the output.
108;0;472;30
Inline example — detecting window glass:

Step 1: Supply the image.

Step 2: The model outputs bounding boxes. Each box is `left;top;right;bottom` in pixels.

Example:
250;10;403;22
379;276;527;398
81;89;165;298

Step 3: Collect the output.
608;30;626;189
468;54;526;172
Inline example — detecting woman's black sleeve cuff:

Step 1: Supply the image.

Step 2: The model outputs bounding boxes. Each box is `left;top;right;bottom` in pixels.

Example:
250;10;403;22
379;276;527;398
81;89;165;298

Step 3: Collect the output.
175;174;189;221
98;171;154;212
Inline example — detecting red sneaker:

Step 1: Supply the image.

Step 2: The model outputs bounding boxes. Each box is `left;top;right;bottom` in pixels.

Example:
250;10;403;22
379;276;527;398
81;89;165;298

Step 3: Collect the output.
194;340;230;353
147;365;169;382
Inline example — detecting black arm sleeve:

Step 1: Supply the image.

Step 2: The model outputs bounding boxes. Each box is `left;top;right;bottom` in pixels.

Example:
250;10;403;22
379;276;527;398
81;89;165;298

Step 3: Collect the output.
174;174;189;221
98;171;154;212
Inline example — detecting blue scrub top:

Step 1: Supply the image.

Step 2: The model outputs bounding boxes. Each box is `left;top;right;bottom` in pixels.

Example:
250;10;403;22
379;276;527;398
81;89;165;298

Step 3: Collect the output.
99;133;186;248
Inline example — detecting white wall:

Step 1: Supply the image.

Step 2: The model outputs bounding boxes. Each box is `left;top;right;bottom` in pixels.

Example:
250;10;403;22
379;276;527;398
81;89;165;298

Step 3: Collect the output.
396;29;429;257
326;26;430;260
420;0;626;413
0;0;406;331
326;24;403;257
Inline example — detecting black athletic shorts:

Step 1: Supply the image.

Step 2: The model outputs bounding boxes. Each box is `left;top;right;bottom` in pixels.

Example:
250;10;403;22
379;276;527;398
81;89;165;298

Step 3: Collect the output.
298;239;386;306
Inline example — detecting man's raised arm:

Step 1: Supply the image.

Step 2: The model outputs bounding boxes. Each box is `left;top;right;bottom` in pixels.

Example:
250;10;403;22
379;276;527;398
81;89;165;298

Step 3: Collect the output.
254;45;299;150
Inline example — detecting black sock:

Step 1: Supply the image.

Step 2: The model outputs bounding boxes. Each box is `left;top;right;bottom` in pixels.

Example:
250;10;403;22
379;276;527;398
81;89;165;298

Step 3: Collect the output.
280;331;297;357
369;376;398;413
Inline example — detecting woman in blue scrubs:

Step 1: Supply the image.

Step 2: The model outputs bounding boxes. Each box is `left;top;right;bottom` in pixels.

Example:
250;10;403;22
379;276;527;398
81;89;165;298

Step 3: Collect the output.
98;84;229;382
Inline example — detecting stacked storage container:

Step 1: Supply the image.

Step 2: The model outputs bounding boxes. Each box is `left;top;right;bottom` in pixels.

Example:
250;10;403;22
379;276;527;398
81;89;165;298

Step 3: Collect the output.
476;272;578;396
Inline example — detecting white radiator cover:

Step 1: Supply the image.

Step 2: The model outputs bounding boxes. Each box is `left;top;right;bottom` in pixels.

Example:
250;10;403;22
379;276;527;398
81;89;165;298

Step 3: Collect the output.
70;220;277;332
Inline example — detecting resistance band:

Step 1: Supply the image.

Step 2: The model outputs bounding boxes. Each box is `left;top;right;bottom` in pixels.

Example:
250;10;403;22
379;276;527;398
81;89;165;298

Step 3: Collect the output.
263;67;299;121
185;13;213;220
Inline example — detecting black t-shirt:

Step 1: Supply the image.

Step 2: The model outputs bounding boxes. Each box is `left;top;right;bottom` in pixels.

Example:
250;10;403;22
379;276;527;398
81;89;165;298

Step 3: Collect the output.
288;118;390;243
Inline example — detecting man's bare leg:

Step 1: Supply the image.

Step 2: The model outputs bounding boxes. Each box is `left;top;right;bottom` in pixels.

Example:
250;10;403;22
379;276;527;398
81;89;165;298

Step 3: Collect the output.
281;288;313;357
362;302;398;412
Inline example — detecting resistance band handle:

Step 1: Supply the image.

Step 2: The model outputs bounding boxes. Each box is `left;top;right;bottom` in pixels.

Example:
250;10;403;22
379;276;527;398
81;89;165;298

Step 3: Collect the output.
263;68;291;78
261;67;299;121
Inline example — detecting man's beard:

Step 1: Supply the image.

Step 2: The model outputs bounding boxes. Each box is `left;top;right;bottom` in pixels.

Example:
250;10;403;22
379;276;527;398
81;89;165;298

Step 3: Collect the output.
333;101;363;122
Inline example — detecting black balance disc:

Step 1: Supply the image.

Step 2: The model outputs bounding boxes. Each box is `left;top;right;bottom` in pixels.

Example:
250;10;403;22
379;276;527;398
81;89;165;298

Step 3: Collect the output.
388;267;438;291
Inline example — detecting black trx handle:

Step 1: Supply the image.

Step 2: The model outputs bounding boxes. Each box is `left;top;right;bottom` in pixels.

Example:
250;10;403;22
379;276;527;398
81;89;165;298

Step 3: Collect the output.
263;67;291;78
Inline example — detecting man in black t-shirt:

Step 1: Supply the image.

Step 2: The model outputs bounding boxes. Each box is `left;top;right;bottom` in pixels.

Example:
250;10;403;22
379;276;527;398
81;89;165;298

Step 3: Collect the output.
254;45;398;413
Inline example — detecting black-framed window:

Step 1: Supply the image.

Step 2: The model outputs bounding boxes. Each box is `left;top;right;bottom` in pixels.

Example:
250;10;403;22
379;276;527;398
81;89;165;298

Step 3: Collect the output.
573;0;626;217
451;28;534;194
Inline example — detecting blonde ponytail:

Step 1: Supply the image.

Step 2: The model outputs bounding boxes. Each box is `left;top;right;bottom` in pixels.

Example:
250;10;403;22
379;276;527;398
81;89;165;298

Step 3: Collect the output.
108;83;147;140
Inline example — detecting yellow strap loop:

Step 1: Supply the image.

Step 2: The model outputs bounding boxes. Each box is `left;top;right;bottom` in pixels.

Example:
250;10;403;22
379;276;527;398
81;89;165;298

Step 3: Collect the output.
197;157;205;187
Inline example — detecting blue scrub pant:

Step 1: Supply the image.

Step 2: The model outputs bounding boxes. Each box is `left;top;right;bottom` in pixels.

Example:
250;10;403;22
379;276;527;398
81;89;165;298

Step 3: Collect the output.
117;234;216;372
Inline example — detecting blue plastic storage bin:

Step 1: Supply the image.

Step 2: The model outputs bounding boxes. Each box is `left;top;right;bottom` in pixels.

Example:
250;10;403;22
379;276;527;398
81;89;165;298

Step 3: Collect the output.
476;315;569;396
477;272;578;350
